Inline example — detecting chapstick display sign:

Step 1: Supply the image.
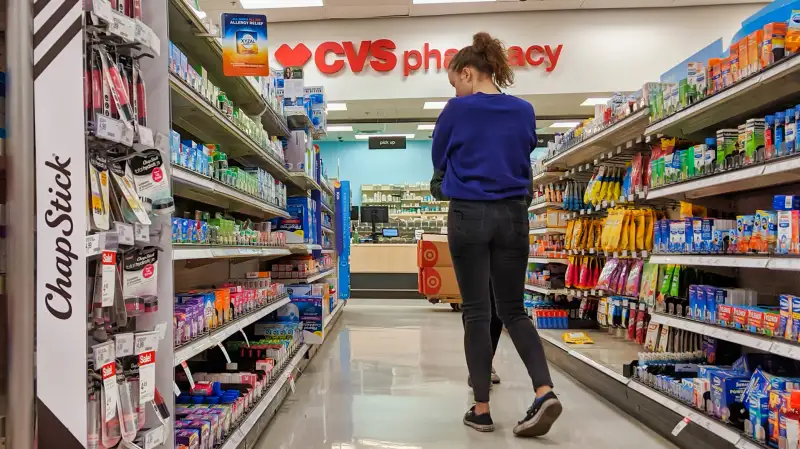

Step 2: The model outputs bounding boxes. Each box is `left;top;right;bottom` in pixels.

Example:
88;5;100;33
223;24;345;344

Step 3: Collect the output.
221;13;269;76
274;40;563;77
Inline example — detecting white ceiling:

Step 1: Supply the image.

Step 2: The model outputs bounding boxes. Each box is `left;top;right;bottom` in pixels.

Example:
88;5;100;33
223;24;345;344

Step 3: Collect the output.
199;0;765;23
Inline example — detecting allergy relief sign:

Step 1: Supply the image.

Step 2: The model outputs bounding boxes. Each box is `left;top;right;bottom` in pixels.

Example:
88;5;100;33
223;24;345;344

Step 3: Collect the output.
274;40;563;77
221;13;269;76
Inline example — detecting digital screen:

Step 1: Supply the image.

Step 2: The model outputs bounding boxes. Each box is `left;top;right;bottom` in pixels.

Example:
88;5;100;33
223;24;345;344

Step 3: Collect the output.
382;228;399;237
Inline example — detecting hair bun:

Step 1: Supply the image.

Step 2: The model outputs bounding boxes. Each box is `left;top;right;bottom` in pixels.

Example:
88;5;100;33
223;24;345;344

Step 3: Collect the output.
472;32;494;53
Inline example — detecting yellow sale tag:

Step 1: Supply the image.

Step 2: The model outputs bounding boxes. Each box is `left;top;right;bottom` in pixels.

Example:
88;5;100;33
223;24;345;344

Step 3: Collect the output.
562;332;594;345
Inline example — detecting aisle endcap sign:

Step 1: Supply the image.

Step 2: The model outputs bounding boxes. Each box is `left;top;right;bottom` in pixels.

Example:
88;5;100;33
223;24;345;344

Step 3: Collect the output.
274;40;563;77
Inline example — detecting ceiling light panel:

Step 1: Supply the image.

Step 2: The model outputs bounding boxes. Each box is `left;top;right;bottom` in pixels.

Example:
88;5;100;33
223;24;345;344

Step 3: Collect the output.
326;103;347;111
355;134;415;140
327;125;353;132
423;101;447;110
580;97;611;107
239;0;322;9
417;124;436;130
550;122;581;128
413;0;495;3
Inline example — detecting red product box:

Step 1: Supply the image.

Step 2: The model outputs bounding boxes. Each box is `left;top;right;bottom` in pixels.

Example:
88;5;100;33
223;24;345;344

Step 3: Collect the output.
718;304;734;327
764;312;781;337
748;309;765;333
733;306;749;330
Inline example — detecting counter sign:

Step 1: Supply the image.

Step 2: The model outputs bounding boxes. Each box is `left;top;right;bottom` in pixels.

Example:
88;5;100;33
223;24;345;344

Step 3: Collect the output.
369;136;406;149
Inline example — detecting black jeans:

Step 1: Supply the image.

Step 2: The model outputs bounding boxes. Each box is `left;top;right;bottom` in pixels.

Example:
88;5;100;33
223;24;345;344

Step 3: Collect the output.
448;198;554;403
462;282;502;357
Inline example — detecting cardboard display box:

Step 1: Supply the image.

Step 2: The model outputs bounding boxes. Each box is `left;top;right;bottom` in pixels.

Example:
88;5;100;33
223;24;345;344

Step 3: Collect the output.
419;266;459;297
417;239;453;268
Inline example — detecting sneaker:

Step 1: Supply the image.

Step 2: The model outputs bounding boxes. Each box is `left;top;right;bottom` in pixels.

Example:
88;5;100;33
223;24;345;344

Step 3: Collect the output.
463;405;495;432
491;368;501;384
513;391;562;437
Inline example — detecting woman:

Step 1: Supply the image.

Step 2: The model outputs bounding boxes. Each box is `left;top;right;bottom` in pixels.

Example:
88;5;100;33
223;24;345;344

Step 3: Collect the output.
431;32;561;436
431;169;502;388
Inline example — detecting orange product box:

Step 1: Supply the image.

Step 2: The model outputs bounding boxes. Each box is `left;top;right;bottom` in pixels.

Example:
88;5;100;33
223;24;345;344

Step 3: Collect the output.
721;57;732;89
729;43;740;83
214;288;231;324
419;266;460;297
708;58;721;94
738;38;749;78
417;239;453;268
749;30;764;75
762;22;788;68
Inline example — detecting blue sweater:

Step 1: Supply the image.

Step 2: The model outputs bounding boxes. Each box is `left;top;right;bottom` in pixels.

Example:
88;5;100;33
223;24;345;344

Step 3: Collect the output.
431;93;536;201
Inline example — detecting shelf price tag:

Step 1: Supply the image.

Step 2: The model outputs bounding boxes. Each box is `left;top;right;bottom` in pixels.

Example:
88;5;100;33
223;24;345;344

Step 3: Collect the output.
180;361;195;389
93;341;118;422
114;333;134;357
86;234;101;256
136;124;155;147
109;12;136;41
143;426;165;449
135;331;158;403
114;222;135;245
100;250;116;307
92;0;114;22
120;121;135;147
134;224;149;243
96;114;124;143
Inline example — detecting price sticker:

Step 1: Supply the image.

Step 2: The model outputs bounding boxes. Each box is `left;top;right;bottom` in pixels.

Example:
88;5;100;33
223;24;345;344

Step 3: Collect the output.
120;122;135;147
109;12;135;41
671;416;691;436
95;114;123;143
136;124;155;147
86;234;101;256
101;361;118;422
154;132;169;153
217;342;232;364
134;20;151;47
92;0;113;21
180;361;195;389
114;222;135;245
154;322;168;341
143;426;165;449
114;333;134;357
134;223;149;243
135;332;158;402
100;250;116;307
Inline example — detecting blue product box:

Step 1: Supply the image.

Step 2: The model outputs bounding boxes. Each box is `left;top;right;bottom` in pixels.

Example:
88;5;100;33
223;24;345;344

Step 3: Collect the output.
714;288;727;323
654;220;662;251
701;218;714;252
669;220;685;253
692;218;703;252
660;219;670;252
172;217;181;243
180;144;190;168
169;42;179;74
710;371;751;421
170;130;181;164
689;285;698;319
180;219;190;244
704;286;717;323
277;295;324;344
774;195;800;211
749;393;769;443
180;50;188;81
792;296;800;340
685;218;694;252
780;294;792;339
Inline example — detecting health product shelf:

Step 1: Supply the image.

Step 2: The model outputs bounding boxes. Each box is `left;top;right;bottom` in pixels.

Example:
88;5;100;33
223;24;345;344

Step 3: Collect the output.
274;269;335;285
172;165;290;219
648;254;800;271
650;313;800;360
524;284;567;295
646;154;800;200
217;344;309;449
531;170;566;186
167;0;289;137
543;108;649;169
173;245;291;261
528;257;568;265
323;300;345;333
321;225;334;234
530;227;567;235
169;75;290;181
321;202;334;215
539;329;761;449
288;172;322;192
173;294;291;366
645;54;800;140
528;201;562;212
288;243;322;254
321;248;335;254
321;179;335;195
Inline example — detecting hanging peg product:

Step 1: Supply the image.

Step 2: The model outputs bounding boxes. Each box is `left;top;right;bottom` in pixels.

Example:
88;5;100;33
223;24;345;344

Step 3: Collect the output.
109;160;151;224
98;47;135;123
89;153;112;230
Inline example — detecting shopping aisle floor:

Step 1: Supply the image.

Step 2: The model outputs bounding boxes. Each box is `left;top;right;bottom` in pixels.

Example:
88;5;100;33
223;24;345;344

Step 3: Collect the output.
254;299;676;449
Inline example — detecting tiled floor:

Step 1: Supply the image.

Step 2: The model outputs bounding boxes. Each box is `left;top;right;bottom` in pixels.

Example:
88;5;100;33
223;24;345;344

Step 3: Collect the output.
254;299;676;449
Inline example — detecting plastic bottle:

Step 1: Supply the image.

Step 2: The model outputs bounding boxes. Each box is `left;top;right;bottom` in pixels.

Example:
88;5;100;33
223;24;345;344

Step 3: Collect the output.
787;108;796;155
765;115;776;159
776;111;786;157
704;138;716;175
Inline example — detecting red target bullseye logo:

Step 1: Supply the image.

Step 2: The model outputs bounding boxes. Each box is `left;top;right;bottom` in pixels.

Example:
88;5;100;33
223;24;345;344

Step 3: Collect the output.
421;242;438;264
426;270;442;294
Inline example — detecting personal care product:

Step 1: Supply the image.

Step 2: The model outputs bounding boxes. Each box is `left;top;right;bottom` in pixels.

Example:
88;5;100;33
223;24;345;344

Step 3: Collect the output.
787;107;796;154
762;22;788;68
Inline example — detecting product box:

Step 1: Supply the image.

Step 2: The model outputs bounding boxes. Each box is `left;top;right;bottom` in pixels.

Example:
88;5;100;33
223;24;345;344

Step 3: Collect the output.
749;392;770;443
419;267;459;297
710;371;751;421
276;295;324;344
762;22;788;69
272;197;313;244
283;130;307;172
417;238;452;268
748;30;765;77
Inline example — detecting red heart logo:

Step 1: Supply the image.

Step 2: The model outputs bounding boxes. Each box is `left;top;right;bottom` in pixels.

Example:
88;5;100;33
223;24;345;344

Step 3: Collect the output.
274;43;312;67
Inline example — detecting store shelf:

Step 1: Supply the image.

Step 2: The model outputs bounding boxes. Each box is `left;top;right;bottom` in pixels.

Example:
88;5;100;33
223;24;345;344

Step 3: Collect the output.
528;202;562;212
287;243;322;254
288;172;321;192
528;257;568;265
173;295;291;366
323;300;345;333
321;225;334;234
173;245;291;261
275;268;335;285
645;54;800;139
531;170;567;186
169;74;289;177
524;284;567;295
321;202;334;215
543;109;648;169
218;344;309;449
172;165;290;219
650;312;800;360
320;179;334;195
530;227;567;235
167;0;289;137
649;254;800;271
647;154;800;200
321;248;335;254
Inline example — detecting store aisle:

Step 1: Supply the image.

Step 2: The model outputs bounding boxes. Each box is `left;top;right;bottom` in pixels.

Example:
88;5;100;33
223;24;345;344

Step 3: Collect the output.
254;299;676;449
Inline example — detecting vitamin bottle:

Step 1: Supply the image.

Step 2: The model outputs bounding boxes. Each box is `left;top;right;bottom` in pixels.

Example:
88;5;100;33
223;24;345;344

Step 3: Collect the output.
787;107;796;155
776;111;786;157
765;115;775;159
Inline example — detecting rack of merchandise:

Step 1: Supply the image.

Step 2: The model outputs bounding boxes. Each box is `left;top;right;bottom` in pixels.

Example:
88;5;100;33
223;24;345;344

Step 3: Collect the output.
527;8;800;449
361;182;449;216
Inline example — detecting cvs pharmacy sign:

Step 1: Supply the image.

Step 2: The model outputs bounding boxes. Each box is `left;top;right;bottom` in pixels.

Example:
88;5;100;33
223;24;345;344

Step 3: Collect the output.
274;39;563;77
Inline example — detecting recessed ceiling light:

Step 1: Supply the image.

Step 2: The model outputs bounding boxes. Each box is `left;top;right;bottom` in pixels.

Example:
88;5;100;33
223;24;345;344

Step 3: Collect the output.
413;0;495;3
355;134;415;140
327;125;353;132
326;103;347;112
239;0;322;8
580;97;611;107
417;124;436;131
550;122;582;129
423;101;447;110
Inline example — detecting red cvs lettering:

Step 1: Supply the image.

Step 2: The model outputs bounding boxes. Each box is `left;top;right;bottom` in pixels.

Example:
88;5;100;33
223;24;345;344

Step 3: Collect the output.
314;39;397;74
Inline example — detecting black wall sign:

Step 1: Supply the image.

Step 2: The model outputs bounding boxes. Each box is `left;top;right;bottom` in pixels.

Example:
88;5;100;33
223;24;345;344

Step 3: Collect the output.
536;134;555;148
368;136;407;149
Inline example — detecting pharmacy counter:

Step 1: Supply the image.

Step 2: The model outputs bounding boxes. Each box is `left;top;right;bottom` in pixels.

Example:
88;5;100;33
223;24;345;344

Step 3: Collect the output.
351;244;421;299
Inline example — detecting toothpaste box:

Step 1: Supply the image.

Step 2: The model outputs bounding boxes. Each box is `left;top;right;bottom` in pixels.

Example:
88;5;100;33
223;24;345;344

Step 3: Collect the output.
710;371;751;421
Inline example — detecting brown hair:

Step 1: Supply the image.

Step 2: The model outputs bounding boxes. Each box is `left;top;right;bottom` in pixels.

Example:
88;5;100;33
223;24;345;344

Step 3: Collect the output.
449;32;514;89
